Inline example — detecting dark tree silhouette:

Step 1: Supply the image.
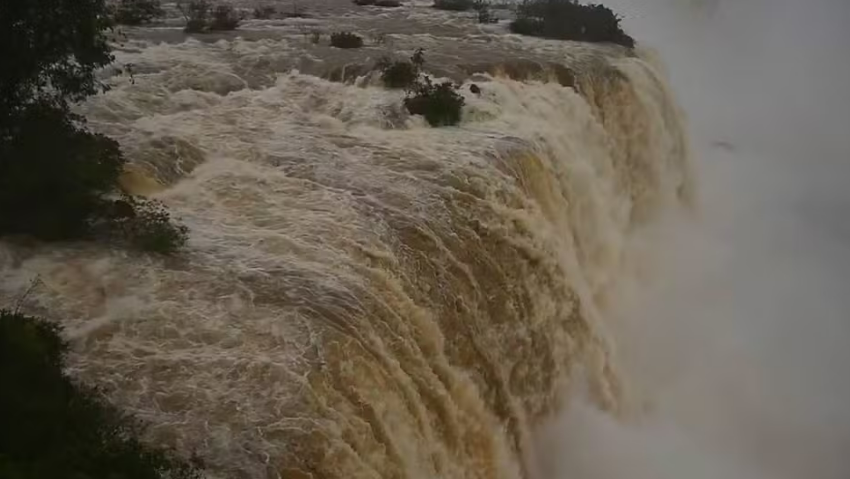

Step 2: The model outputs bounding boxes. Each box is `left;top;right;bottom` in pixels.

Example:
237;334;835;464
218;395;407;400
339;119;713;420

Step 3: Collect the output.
0;310;203;479
0;0;188;251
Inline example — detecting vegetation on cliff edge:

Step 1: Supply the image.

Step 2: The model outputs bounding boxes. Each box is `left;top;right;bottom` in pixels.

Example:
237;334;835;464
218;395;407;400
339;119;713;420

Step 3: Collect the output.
178;0;241;33
111;0;165;25
510;0;635;48
330;31;365;48
0;0;188;253
0;309;202;479
376;50;465;127
377;48;426;89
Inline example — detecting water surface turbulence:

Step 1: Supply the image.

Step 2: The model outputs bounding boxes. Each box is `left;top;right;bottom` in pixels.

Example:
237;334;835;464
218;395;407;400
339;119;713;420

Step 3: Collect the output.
11;0;829;478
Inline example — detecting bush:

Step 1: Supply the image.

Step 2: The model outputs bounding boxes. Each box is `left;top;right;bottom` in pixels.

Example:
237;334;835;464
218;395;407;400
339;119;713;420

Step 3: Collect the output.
0;310;203;479
510;0;635;48
0;106;190;253
0;105;125;240
282;3;310;18
488;1;514;9
253;4;276;19
0;0;114;125
375;48;464;127
404;77;465;127
433;0;475;11
472;0;499;23
178;0;240;32
380;61;419;89
330;32;364;49
112;0;165;25
0;0;191;252
178;0;210;32
109;196;190;254
477;9;497;23
354;0;402;6
210;4;240;30
509;16;543;35
377;48;424;89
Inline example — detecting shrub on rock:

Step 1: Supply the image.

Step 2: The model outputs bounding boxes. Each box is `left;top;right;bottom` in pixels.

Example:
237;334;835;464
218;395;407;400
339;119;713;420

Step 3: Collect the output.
354;0;402;6
510;0;635;48
404;77;465;127
377;48;425;89
109;196;190;254
178;0;240;32
112;0;165;25
0;0;190;254
0;105;124;240
330;32;364;48
253;5;276;19
433;0;475;11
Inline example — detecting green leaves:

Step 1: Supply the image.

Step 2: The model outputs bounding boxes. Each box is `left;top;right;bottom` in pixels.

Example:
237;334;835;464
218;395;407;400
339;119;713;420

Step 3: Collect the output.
0;104;125;240
404;76;466;127
0;0;114;122
510;0;635;48
376;49;465;127
112;0;165;26
177;1;241;33
0;0;189;254
330;31;365;48
0;311;203;479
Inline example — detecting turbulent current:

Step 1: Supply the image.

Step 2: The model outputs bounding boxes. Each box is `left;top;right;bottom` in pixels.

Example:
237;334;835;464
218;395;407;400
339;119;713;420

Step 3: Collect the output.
0;2;694;478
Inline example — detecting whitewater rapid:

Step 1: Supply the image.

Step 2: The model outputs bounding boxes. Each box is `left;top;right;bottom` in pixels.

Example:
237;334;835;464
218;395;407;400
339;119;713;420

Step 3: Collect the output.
0;2;693;478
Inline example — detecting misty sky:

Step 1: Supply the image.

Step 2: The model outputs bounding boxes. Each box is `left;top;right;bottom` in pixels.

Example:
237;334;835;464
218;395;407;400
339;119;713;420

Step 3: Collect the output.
538;1;850;478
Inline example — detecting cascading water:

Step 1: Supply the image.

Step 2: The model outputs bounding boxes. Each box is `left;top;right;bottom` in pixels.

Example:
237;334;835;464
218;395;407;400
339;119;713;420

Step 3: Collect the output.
0;2;693;478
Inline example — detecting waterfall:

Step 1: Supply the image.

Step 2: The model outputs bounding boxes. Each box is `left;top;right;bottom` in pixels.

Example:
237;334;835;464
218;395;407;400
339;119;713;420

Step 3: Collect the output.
0;10;691;478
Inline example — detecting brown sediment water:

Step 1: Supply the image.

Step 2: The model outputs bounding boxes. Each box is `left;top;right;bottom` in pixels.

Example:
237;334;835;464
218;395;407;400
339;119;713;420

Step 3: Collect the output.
0;1;692;478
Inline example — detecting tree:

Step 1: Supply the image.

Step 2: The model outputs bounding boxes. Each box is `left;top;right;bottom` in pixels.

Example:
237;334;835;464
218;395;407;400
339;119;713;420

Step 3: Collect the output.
404;77;466;127
0;0;189;252
377;48;426;89
510;0;635;48
0;309;203;479
0;0;114;132
177;1;241;33
112;0;165;26
0;104;125;240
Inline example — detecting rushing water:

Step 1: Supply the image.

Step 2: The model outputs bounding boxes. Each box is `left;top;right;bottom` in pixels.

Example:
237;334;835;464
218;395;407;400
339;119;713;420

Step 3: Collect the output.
0;2;695;478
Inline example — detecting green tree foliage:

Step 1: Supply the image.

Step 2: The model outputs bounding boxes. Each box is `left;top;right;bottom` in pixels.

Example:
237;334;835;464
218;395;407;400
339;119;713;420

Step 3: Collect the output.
210;4;240;30
253;5;276;19
433;0;476;11
0;0;189;253
375;49;464;126
0;105;124;240
0;0;114;127
110;196;190;254
473;0;499;23
179;0;210;32
0;310;203;479
377;48;425;89
510;0;635;48
353;0;402;6
330;32;364;48
112;0;165;26
404;76;465;127
178;0;240;33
